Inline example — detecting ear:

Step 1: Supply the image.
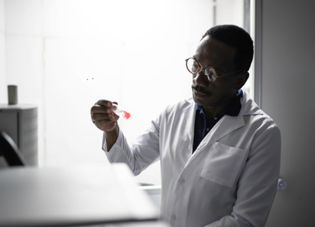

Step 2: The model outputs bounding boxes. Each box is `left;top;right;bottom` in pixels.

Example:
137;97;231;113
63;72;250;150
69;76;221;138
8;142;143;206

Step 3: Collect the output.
235;72;249;90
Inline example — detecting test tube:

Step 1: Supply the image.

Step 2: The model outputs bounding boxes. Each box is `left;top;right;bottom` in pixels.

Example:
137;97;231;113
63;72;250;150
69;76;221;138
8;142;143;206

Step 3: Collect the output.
112;103;131;120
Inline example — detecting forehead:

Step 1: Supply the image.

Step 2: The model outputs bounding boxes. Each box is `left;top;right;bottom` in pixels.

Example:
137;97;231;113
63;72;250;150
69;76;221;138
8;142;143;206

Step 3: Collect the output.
195;35;237;71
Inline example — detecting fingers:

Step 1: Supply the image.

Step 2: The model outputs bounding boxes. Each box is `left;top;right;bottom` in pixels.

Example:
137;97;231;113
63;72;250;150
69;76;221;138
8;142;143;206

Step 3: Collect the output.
90;99;120;132
91;99;119;114
91;112;119;132
96;99;112;107
91;109;116;122
91;100;113;116
91;105;112;114
92;113;111;121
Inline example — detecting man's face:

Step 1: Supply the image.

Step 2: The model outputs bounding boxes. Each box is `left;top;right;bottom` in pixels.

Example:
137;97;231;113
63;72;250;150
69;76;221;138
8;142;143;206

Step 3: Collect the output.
191;35;240;108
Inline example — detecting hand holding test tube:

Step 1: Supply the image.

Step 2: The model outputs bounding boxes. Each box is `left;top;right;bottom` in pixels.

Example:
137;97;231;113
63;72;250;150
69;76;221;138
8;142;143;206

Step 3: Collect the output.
112;103;131;120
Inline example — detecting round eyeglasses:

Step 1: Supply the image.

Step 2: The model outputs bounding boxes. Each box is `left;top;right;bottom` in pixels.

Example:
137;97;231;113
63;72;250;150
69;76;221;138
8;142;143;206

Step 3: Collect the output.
185;57;244;82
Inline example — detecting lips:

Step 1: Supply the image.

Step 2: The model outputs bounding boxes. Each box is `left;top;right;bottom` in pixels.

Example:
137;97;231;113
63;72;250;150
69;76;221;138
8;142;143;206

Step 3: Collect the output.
192;86;211;96
194;90;207;97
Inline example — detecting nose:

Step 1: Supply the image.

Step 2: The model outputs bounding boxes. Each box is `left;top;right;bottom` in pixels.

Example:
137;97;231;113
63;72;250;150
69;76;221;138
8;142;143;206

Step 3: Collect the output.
193;71;209;85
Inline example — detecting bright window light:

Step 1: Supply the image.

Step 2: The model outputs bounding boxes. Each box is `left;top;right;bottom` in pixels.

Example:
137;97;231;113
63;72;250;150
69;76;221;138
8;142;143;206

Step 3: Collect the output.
38;0;253;185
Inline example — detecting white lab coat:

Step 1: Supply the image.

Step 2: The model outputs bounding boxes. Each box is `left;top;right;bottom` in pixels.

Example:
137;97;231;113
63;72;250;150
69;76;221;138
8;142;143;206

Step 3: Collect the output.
103;91;281;227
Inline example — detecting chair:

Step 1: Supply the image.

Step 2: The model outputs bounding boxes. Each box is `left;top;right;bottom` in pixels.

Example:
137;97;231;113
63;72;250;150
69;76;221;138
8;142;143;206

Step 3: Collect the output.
0;131;25;166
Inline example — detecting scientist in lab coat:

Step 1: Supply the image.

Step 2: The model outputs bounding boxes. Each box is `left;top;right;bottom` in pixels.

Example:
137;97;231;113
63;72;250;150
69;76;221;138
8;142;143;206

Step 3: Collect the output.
90;25;281;227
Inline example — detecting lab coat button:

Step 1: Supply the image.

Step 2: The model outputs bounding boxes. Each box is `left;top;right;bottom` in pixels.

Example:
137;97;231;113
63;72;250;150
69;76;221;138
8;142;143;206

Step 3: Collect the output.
188;145;192;150
180;178;185;185
171;215;177;220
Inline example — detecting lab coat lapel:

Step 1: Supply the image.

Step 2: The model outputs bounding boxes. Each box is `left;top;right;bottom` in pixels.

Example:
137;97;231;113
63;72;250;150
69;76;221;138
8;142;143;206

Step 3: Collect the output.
185;98;197;148
205;114;245;145
196;91;262;151
183;92;261;168
184;113;246;169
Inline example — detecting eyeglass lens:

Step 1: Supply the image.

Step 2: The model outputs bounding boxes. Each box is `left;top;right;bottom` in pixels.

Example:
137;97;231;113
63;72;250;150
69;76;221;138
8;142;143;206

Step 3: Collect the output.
186;58;200;74
186;58;217;79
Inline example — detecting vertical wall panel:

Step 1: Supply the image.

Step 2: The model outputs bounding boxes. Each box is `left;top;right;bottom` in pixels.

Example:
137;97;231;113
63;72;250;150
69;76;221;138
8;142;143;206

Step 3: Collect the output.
259;0;315;226
0;0;6;103
0;0;4;31
5;36;43;101
0;34;5;103
4;0;44;165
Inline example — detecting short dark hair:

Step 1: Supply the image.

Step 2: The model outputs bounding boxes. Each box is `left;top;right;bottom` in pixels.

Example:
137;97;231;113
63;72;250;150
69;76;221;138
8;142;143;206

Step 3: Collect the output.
201;25;254;72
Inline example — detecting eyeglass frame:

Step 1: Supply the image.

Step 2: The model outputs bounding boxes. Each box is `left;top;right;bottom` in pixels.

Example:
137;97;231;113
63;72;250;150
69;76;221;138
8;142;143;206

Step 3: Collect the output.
185;57;245;82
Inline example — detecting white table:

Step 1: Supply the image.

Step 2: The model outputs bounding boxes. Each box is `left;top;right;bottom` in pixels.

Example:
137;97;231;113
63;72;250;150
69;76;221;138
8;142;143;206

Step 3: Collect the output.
0;164;167;227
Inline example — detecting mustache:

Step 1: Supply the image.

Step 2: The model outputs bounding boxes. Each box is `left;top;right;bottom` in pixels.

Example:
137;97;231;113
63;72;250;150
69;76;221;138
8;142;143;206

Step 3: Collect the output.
191;85;211;96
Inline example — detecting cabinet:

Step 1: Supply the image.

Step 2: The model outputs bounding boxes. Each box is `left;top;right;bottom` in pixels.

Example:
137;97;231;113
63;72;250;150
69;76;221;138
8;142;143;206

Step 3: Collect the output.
0;104;38;166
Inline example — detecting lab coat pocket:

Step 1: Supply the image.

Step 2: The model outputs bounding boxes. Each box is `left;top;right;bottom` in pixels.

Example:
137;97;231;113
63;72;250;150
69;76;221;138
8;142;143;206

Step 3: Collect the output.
200;142;246;188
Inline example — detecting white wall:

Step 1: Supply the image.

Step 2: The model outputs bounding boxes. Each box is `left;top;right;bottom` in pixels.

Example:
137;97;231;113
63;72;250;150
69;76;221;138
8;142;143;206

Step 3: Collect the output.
2;0;215;185
2;0;251;186
216;0;244;27
258;0;315;226
42;0;213;186
0;0;6;103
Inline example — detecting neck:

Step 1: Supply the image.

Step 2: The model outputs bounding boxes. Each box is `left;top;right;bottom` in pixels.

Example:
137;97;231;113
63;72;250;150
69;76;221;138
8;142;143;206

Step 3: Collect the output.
203;95;236;119
203;105;227;119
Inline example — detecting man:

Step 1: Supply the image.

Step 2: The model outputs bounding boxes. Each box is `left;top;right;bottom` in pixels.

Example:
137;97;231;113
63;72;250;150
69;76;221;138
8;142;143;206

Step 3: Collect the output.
90;25;281;227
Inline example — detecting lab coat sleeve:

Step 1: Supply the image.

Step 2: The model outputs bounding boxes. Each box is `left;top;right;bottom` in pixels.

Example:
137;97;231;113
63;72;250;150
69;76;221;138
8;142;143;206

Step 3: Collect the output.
102;119;161;176
205;124;281;227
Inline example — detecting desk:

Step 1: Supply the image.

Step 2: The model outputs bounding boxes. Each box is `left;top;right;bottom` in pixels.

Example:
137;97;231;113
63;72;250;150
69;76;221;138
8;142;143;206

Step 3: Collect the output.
0;164;167;227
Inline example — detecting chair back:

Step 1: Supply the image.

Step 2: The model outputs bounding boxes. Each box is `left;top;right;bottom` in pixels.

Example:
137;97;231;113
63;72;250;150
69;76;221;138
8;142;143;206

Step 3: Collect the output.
0;131;25;166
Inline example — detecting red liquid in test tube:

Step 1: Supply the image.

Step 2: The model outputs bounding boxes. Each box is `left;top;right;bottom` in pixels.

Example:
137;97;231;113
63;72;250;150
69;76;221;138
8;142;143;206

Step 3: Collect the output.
112;103;131;120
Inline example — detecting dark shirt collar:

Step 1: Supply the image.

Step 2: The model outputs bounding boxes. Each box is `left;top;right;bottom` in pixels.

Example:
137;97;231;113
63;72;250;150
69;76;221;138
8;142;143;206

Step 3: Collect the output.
192;90;243;152
195;89;243;118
